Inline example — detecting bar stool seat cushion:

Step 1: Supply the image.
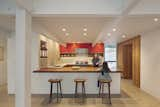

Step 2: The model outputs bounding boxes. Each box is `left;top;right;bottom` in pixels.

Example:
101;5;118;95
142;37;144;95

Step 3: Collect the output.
99;79;112;83
74;79;86;82
48;79;62;83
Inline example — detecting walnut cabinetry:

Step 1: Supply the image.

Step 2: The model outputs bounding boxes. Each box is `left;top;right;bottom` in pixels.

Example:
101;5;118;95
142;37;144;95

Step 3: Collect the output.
132;36;141;87
118;36;141;88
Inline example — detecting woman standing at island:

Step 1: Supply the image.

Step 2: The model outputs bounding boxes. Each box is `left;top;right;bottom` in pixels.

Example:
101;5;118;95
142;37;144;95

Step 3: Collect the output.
92;54;100;67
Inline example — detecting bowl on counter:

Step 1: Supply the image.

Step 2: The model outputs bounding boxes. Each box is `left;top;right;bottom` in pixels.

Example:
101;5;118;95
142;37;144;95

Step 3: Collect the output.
72;66;81;70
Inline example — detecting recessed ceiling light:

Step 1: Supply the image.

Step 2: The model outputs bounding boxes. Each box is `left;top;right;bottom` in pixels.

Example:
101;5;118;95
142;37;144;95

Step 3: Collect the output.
107;33;111;36
62;28;66;32
83;28;87;31
112;28;117;32
83;33;87;36
154;18;159;22
122;35;126;38
65;33;69;36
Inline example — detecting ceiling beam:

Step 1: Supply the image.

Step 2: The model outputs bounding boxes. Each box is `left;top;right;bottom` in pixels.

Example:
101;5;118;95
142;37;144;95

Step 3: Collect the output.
122;0;142;16
93;0;142;45
16;0;32;12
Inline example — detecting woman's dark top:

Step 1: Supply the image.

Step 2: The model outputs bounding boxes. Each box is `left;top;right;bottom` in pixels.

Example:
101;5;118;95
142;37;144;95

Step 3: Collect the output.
98;68;112;81
101;68;110;75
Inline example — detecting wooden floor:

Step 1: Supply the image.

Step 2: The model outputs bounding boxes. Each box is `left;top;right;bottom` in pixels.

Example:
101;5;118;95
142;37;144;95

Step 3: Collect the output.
0;79;160;107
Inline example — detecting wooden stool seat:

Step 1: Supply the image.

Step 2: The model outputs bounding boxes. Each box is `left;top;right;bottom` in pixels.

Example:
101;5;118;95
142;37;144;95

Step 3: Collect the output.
48;79;62;83
48;79;63;103
74;79;86;82
99;79;112;83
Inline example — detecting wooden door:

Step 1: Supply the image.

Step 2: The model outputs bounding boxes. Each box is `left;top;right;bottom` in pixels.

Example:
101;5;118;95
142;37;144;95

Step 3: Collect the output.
123;44;132;79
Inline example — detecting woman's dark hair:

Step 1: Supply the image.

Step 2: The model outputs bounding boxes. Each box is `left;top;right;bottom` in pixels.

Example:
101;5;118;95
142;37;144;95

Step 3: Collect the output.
102;61;111;72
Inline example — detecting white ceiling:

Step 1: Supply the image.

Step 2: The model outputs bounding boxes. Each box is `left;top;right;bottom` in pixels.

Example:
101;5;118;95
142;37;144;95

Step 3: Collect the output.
102;16;160;43
33;15;160;44
1;0;160;44
0;15;160;44
33;17;115;43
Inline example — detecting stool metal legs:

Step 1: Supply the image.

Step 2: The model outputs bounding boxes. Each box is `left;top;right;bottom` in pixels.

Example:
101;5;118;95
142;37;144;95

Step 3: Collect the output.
49;81;63;103
82;82;86;97
99;82;101;96
49;83;53;103
59;81;63;98
75;82;86;98
56;82;59;102
108;82;111;104
75;82;78;97
99;82;112;104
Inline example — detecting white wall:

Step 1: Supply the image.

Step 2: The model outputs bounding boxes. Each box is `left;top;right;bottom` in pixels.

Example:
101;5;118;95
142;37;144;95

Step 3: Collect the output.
7;32;41;94
0;30;8;86
31;32;40;71
7;32;16;93
141;29;160;100
47;38;60;66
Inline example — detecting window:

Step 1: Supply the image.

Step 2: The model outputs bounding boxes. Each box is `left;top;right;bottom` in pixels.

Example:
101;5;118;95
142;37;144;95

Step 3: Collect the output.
105;45;117;68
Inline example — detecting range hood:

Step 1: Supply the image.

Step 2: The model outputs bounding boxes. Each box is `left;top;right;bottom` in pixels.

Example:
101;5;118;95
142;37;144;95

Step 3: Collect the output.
75;48;88;56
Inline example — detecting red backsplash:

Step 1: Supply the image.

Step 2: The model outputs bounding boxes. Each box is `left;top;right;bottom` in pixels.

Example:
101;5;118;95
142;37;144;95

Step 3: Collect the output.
60;43;104;54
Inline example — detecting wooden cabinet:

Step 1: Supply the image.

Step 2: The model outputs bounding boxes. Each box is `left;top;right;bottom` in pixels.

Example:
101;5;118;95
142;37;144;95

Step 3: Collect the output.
132;36;141;87
117;36;141;88
123;44;133;79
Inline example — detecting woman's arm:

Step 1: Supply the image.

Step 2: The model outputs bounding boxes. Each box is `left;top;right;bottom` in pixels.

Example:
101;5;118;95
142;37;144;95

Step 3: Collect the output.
108;68;111;72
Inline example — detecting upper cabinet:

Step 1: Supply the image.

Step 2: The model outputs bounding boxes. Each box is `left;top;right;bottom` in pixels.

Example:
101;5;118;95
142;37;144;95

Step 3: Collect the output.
91;43;104;53
60;43;104;57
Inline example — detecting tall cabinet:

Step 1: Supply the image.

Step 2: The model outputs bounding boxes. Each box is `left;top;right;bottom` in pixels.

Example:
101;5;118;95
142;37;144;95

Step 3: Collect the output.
117;36;141;88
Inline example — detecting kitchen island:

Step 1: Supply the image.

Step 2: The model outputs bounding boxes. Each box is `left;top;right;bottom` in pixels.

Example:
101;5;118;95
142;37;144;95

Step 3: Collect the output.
32;65;121;95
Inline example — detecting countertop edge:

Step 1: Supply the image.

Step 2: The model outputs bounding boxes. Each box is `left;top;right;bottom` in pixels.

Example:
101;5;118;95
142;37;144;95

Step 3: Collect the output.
33;71;121;73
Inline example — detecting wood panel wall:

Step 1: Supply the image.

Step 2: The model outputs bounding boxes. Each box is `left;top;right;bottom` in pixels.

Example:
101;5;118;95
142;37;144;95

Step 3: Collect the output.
117;36;141;88
132;36;141;87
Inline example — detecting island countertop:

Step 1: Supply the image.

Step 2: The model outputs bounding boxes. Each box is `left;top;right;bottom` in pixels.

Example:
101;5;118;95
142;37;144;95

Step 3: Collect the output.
33;65;122;73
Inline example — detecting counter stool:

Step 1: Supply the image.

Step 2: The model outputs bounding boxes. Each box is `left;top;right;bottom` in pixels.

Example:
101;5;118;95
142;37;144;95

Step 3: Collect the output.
74;79;86;98
99;79;112;104
48;79;63;103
